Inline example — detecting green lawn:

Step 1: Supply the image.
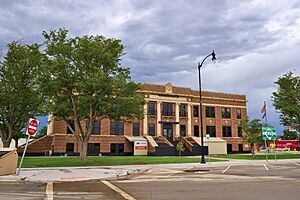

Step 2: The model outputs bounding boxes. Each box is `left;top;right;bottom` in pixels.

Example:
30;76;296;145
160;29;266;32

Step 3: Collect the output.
18;156;222;168
211;153;300;160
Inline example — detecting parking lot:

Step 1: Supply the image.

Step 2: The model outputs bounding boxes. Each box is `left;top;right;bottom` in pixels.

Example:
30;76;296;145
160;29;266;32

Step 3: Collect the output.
1;161;300;200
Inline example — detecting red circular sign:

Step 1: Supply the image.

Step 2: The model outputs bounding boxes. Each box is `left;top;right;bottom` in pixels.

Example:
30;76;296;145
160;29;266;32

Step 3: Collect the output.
27;119;39;136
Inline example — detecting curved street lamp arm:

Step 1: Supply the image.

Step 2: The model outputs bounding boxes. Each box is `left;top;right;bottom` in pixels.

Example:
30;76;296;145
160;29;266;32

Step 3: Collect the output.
198;53;213;69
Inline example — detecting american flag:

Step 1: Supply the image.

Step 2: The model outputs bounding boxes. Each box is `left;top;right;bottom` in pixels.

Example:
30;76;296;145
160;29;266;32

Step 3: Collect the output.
261;102;266;119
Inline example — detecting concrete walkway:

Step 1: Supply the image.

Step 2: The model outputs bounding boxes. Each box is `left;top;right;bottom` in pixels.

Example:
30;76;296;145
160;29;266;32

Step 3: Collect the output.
1;158;299;183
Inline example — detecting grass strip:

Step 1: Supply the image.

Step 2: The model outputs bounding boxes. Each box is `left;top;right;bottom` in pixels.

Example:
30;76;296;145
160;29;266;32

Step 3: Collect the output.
18;156;223;168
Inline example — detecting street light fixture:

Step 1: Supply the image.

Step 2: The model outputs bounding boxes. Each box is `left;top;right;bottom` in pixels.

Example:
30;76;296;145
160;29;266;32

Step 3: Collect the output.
198;50;216;164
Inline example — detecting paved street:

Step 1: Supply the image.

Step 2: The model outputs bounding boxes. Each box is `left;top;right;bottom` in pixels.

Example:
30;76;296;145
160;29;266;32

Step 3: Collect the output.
1;161;300;199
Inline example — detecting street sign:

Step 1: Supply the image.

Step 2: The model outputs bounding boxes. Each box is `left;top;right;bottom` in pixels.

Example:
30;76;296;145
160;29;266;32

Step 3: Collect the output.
18;118;40;175
262;127;276;140
26;118;39;137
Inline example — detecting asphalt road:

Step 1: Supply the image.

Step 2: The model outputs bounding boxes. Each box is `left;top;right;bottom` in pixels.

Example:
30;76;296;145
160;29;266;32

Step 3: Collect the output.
0;161;300;200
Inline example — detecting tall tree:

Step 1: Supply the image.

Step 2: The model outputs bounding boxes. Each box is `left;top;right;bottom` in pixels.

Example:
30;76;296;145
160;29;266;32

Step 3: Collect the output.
278;129;298;140
272;72;300;132
240;118;263;157
0;42;44;147
38;29;144;161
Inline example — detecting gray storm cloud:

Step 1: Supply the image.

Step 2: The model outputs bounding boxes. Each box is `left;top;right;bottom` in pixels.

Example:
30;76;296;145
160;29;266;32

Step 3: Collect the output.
1;0;300;133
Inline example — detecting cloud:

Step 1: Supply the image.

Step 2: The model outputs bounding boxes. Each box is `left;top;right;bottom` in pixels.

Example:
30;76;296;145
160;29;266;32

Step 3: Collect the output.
1;0;300;133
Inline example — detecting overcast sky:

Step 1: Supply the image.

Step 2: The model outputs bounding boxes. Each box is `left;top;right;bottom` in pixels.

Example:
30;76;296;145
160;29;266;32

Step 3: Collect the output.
1;0;300;133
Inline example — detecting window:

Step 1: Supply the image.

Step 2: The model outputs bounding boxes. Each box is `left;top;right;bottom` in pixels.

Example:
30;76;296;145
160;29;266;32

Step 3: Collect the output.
238;126;242;137
110;121;124;135
205;107;215;118
148;101;156;115
194;125;199;137
163;103;173;116
206;126;216;137
227;144;232;153
236;108;242;119
222;126;232;137
67;121;75;134
193;105;199;117
148;123;155;136
132;123;140;136
179;104;187;117
110;143;124;155
66;143;74;155
87;143;100;156
221;107;231;118
238;144;243;152
180;125;186;137
86;120;101;135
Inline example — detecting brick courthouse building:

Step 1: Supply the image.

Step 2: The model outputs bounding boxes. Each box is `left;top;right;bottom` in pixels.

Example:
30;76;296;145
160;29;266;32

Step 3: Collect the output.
19;83;248;156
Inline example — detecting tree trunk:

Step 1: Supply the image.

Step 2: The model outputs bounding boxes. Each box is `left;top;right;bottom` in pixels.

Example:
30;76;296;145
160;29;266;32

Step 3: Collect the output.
251;143;255;158
14;138;18;148
79;139;88;161
2;138;12;148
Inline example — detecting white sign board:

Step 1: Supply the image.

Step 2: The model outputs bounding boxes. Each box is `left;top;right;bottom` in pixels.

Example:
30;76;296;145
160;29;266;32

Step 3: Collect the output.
134;140;148;156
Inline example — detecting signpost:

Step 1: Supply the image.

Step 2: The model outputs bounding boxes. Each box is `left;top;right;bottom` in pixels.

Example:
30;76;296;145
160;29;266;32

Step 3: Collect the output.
206;134;210;164
262;127;276;162
17;118;39;175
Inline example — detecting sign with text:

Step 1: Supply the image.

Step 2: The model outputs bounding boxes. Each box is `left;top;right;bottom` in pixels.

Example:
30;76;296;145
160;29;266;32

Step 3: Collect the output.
262;127;276;140
26;118;39;137
134;140;148;156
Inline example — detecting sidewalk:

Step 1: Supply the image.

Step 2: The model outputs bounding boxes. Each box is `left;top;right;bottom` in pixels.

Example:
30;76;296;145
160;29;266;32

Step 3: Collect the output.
0;158;299;183
0;165;151;183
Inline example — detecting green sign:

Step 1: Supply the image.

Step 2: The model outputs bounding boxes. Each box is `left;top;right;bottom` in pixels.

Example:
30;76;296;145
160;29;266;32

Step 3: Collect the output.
262;127;276;140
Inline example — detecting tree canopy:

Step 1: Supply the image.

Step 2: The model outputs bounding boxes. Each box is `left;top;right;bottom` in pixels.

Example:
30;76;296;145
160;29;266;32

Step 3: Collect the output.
0;42;44;147
272;72;300;132
240;118;263;156
38;29;144;161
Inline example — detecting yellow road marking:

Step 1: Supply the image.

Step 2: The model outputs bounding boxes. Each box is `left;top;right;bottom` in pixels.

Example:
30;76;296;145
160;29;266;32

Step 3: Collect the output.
263;164;269;171
222;165;231;174
102;180;136;200
46;182;53;200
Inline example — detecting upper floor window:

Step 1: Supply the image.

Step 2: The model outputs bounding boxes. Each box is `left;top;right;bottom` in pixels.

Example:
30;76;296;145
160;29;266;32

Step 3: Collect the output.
236;108;242;119
67;120;75;134
86;120;101;135
163;103;173;116
206;126;216;137
221;107;231;119
132;123;140;136
205;106;215;118
193;105;199;117
179;104;187;117
148;101;156;115
110;121;124;135
222;126;232;137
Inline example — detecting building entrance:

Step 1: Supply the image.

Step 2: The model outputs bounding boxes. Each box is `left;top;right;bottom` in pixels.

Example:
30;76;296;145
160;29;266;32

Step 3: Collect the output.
163;123;173;142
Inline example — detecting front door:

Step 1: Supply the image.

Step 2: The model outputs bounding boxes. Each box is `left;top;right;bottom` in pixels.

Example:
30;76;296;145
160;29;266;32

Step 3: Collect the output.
163;123;173;142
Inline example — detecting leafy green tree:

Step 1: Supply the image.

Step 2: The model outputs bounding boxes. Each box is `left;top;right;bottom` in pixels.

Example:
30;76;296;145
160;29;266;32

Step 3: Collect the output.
0;42;44;147
272;72;300;132
176;141;185;156
278;129;298;140
38;29;144;161
240;118;264;157
36;126;47;139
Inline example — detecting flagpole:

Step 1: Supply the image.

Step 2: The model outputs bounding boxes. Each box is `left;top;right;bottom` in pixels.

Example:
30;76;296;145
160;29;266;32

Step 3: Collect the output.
263;101;268;162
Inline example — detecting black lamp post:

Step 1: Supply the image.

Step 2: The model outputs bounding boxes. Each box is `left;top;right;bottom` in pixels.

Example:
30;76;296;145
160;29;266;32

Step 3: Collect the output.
198;50;216;164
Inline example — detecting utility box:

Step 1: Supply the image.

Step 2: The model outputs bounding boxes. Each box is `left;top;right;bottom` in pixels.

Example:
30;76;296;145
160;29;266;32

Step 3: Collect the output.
0;148;18;176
